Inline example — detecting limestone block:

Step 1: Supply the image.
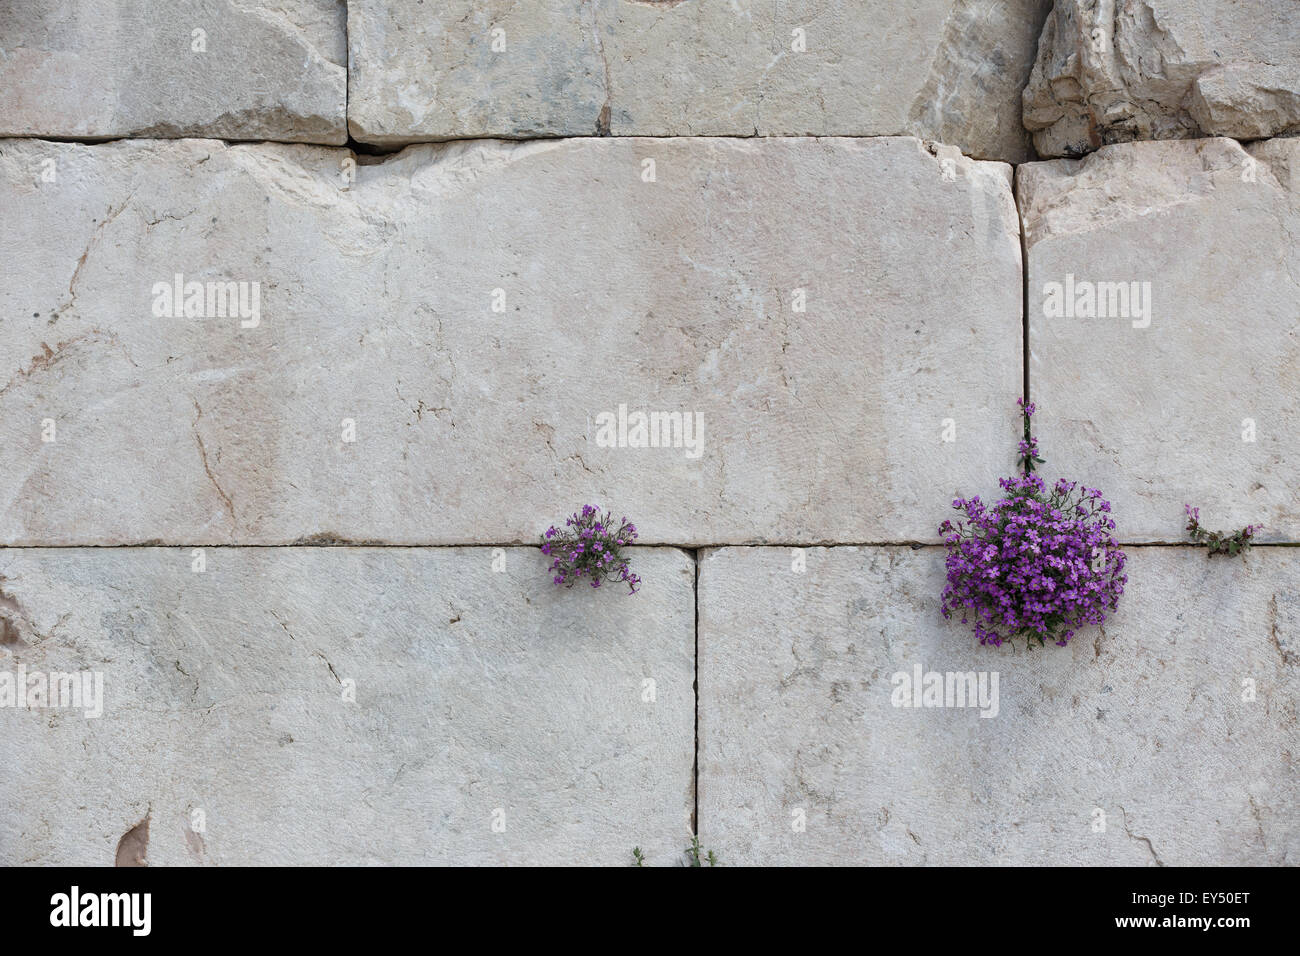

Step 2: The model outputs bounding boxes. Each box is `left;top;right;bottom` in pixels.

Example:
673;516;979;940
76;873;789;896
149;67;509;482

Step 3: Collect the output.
0;546;694;865
1019;137;1300;542
697;545;1299;865
347;0;1052;162
0;0;347;143
0;136;1021;545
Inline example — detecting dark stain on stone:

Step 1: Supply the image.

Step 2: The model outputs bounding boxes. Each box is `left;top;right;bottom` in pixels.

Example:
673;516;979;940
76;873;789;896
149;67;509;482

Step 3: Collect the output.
1268;594;1295;666
0;578;25;645
0;617;21;646
184;820;206;858
115;812;150;867
291;532;387;546
101;608;152;644
1086;108;1103;150
0;329;130;396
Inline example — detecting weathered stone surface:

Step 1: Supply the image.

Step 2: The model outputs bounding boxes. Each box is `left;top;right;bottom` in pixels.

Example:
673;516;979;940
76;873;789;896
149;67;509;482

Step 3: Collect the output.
1024;0;1300;157
698;545;1299;865
347;0;1051;162
0;547;694;865
0;0;347;144
0;136;1021;546
1019;137;1300;542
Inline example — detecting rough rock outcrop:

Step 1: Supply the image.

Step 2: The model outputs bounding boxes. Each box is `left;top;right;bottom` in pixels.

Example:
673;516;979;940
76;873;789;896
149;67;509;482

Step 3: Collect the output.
1024;0;1300;157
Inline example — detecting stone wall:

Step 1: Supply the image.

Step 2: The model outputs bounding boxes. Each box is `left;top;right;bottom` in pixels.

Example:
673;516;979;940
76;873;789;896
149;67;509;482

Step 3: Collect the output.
1;1;1296;866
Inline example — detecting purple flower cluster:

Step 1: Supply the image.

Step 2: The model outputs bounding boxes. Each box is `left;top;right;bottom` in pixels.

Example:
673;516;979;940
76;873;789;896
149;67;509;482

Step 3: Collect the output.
939;401;1127;648
542;505;641;594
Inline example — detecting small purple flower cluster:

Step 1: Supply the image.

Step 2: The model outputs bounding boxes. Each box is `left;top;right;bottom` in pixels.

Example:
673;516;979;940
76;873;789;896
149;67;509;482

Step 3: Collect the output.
542;505;641;594
1185;505;1262;557
939;401;1127;648
1015;398;1045;472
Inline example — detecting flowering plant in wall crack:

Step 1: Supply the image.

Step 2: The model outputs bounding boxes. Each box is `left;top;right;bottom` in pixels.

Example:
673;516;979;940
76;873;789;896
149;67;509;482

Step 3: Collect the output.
938;399;1128;648
542;505;641;594
631;838;719;866
1184;505;1262;558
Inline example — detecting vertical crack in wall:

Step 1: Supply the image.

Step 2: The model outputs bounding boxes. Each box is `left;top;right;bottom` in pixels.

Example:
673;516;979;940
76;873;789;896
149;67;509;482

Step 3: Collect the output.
342;0;349;139
691;548;700;837
1017;169;1031;402
583;0;613;135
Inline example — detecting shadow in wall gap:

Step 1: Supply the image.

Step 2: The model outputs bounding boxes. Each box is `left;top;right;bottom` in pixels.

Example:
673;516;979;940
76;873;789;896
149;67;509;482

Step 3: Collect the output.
6;132;1014;167
0;541;940;550
5;541;1299;550
1;132;357;150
